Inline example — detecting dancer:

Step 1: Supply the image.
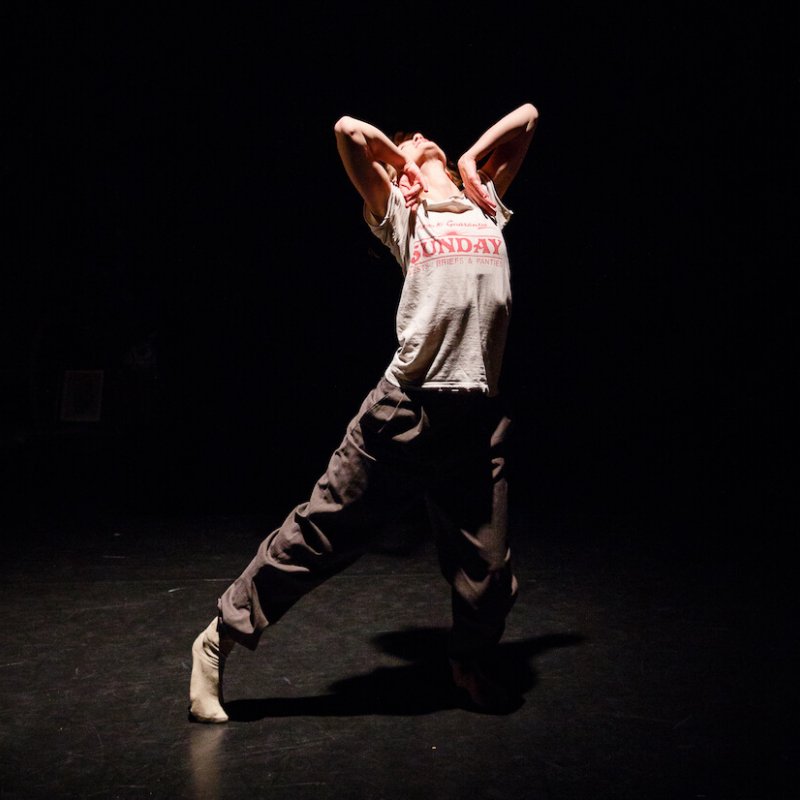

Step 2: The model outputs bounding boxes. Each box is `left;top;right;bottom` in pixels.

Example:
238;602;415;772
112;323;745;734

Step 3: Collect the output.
189;102;539;722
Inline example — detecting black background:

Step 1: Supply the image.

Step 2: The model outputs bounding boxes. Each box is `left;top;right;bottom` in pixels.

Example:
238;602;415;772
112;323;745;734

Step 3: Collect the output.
4;5;793;543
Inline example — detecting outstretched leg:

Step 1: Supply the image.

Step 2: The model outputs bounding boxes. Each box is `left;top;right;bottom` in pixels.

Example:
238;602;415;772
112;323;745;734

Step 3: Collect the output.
187;378;427;723
217;379;426;650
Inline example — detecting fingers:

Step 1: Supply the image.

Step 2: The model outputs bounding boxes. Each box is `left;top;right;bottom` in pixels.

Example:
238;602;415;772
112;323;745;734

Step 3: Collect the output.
464;176;496;215
399;178;423;209
404;189;423;209
459;161;492;202
400;163;428;209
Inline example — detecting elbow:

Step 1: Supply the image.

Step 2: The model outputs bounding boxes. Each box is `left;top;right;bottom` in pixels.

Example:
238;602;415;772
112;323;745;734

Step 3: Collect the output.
334;115;357;139
518;102;539;134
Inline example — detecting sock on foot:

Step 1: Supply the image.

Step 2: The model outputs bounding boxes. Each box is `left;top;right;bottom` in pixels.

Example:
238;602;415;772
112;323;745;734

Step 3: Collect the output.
189;618;234;723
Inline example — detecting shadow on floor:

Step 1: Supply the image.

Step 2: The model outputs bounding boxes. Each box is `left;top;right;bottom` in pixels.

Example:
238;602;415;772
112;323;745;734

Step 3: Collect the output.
223;628;585;721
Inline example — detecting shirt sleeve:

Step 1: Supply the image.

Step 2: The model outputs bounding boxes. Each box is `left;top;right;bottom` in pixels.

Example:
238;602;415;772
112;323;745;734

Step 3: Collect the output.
365;185;412;270
483;178;514;230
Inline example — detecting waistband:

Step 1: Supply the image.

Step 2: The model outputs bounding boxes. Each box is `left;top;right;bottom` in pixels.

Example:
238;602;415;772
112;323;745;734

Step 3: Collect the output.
381;375;492;397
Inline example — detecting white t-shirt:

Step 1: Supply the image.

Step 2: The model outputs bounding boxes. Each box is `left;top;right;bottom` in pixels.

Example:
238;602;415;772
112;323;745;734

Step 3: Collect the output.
367;180;513;396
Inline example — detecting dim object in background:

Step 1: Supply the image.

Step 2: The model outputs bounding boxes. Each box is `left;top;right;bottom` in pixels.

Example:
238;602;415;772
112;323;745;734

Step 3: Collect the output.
60;370;104;422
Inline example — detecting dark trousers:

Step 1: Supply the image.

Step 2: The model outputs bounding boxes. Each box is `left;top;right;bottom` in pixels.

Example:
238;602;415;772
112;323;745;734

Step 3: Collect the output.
217;377;518;660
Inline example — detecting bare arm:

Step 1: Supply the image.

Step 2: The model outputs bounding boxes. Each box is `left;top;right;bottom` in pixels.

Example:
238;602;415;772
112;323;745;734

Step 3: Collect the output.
457;103;539;213
334;116;427;220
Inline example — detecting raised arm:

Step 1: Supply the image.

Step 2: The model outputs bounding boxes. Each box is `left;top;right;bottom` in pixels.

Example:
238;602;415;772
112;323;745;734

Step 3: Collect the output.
457;103;539;213
334;116;427;221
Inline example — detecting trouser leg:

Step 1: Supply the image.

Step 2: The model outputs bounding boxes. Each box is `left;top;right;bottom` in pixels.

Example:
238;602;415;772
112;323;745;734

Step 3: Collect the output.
427;412;518;661
218;378;424;649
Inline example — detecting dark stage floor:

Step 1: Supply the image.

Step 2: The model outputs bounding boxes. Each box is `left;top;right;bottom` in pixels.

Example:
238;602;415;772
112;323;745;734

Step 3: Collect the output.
0;499;792;800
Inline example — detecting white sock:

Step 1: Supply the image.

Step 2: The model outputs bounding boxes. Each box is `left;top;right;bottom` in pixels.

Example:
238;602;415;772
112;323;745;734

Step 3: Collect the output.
189;618;234;723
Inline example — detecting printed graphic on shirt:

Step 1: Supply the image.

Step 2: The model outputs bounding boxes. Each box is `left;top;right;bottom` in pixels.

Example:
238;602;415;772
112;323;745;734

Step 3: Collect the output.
409;218;507;275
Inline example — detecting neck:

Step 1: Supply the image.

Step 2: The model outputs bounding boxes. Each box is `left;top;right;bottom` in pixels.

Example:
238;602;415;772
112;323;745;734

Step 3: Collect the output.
419;162;460;202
